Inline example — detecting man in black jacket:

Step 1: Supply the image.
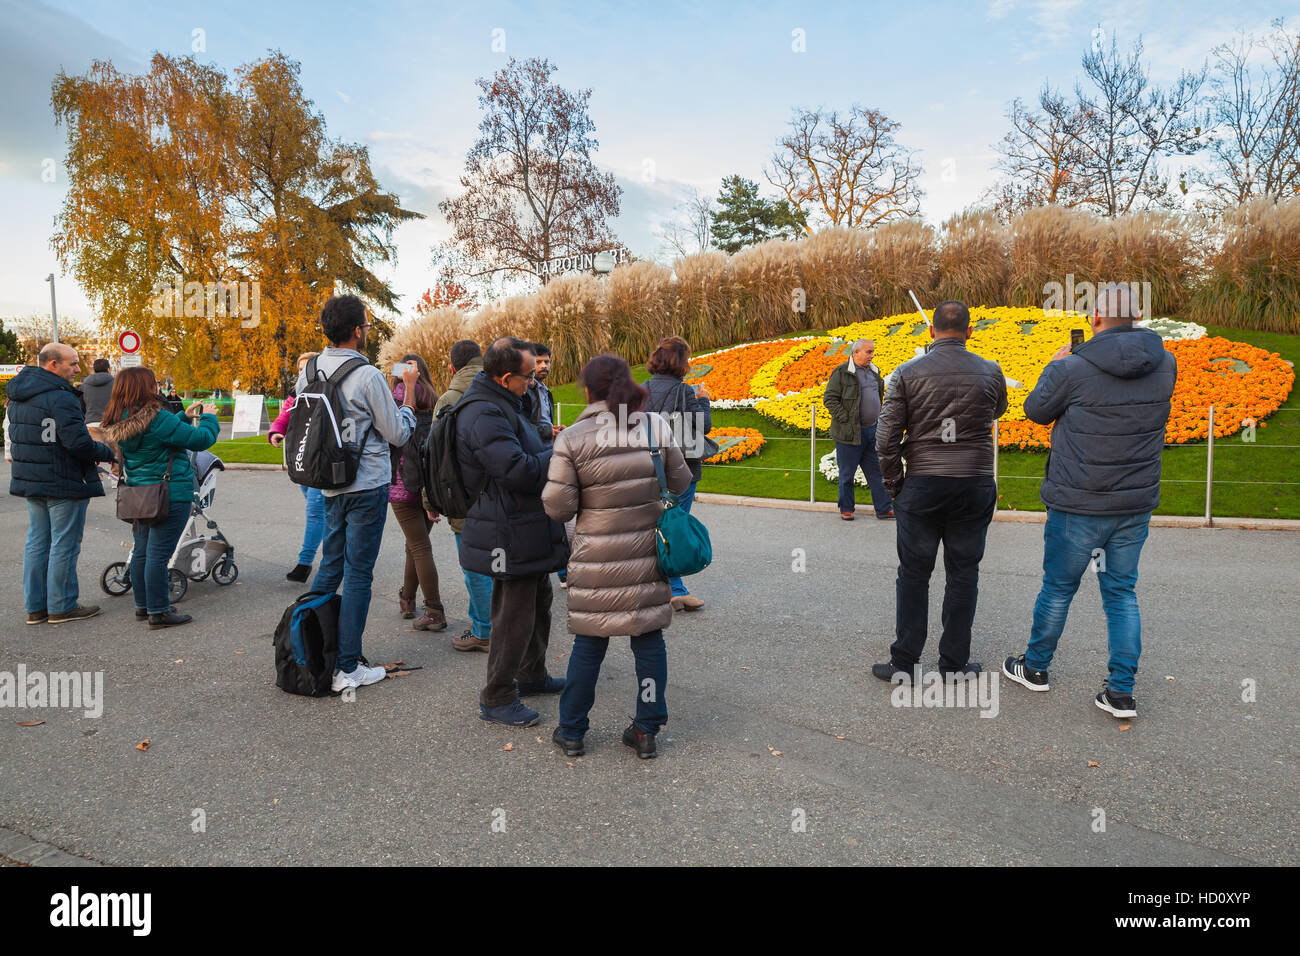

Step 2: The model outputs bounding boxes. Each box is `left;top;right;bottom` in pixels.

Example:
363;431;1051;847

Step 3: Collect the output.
1002;284;1176;719
457;337;570;727
873;301;1008;683
6;344;116;624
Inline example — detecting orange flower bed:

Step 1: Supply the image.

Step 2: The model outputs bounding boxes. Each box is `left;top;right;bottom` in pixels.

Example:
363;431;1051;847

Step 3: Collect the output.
774;342;853;394
704;427;766;464
686;340;808;402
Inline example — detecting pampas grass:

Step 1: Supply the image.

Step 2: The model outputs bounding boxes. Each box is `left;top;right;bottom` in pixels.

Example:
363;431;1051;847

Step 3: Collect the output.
1190;197;1300;333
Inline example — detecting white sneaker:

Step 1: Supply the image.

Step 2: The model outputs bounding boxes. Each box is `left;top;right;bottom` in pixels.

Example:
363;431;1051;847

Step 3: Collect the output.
331;663;387;692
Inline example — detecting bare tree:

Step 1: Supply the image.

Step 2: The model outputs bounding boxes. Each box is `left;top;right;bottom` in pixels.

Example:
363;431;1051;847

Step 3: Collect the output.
1045;33;1206;217
765;105;923;227
656;187;714;260
1193;19;1300;212
984;92;1104;220
439;57;622;284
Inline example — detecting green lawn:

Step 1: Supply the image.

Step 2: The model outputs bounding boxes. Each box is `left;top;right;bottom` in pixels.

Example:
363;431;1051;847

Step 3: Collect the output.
217;328;1299;519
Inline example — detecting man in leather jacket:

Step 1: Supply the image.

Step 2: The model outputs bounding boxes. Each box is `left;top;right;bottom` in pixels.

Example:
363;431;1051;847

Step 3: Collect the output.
873;300;1007;683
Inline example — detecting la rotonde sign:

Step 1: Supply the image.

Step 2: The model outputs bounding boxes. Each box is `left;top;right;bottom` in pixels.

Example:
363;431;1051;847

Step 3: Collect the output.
533;247;629;279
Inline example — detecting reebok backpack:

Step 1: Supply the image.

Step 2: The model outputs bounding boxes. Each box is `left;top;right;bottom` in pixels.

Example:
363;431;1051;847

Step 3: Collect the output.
273;591;343;696
396;408;434;495
284;356;373;489
421;399;486;520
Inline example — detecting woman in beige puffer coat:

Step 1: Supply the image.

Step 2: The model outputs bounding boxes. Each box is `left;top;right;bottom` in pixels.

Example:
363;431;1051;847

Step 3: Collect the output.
543;355;692;759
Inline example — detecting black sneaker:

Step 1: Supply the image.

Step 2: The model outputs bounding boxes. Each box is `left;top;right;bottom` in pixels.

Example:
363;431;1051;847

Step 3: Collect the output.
552;726;585;757
939;661;982;681
285;564;312;583
871;661;917;683
1003;655;1050;691
622;722;657;759
1095;685;1137;718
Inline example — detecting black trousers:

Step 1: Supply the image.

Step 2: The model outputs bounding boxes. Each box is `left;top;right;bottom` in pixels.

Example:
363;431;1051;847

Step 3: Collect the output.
481;573;553;707
889;475;998;671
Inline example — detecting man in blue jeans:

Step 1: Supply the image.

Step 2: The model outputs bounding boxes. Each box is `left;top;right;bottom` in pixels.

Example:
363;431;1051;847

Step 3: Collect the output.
6;343;115;624
823;339;893;520
296;295;419;692
1003;284;1176;718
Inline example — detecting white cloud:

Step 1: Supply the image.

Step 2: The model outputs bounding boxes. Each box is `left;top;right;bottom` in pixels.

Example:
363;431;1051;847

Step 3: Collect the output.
1030;0;1086;45
336;90;351;104
988;0;1016;19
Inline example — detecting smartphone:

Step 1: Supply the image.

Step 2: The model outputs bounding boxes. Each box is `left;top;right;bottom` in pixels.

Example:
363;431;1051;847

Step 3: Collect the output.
391;361;413;376
1070;329;1086;352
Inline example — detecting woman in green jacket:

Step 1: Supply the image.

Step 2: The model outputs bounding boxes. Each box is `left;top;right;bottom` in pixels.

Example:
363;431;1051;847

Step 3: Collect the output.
101;367;220;629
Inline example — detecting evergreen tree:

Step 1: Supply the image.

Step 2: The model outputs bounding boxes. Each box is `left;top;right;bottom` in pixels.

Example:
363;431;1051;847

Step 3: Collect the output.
709;175;807;252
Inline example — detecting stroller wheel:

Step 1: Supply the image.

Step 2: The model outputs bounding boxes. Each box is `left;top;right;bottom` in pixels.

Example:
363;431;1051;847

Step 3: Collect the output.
168;568;189;604
101;562;131;596
212;557;239;586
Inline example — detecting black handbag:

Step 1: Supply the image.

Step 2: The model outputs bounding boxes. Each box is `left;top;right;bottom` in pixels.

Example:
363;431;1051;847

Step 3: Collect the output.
116;451;178;524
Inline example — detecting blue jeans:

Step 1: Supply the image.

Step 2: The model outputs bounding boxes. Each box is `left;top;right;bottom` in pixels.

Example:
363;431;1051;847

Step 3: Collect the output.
130;499;192;614
24;498;90;615
558;631;668;738
312;485;389;672
668;479;698;597
835;424;893;515
455;532;493;638
298;485;325;565
1025;509;1151;695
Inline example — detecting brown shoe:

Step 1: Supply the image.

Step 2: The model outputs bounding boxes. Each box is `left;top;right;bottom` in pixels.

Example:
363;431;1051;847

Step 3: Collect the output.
398;588;416;619
876;510;896;520
411;605;447;632
671;594;704;612
26;611;48;625
47;605;101;624
840;511;854;520
452;629;489;652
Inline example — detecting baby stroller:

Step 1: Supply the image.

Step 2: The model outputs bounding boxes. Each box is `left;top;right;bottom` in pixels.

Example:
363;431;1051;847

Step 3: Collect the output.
101;449;239;603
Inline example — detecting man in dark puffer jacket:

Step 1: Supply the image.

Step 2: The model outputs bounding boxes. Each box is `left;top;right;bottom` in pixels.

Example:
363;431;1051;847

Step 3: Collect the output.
1003;284;1176;720
874;301;1007;683
7;344;116;624
457;337;570;728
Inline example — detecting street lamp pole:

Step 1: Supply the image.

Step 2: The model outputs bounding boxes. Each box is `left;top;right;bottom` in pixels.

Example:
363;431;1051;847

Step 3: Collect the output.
46;274;59;344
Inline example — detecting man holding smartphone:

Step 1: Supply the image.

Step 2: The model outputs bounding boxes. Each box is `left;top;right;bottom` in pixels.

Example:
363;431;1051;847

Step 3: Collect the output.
1003;284;1176;719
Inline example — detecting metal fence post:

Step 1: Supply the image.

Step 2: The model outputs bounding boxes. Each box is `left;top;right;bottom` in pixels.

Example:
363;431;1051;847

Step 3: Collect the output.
992;419;999;491
810;405;816;504
1205;405;1215;527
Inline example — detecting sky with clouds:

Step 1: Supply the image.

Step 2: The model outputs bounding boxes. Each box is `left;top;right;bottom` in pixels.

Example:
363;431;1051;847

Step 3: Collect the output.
0;0;1288;327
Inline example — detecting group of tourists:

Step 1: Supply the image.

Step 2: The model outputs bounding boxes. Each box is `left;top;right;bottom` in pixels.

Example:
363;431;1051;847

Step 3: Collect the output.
6;280;1173;762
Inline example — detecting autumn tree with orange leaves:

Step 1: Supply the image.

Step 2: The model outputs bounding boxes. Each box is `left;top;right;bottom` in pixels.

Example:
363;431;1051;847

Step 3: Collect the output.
51;52;421;395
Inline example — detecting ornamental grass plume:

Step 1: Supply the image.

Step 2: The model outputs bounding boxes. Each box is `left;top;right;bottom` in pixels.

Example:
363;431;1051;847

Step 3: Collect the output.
1190;197;1300;334
862;219;940;317
1008;205;1106;306
671;249;735;354
607;259;674;362
379;305;471;391
532;274;608;383
727;238;807;340
796;226;877;327
1102;210;1196;317
938;208;1011;306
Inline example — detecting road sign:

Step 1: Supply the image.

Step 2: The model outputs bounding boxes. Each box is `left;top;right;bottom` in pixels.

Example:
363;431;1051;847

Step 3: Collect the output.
119;353;143;368
118;330;141;353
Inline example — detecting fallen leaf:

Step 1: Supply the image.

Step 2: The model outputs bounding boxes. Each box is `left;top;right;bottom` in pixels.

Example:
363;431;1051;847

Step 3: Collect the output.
503;742;514;752
1087;760;1099;767
565;761;574;767
991;760;1008;767
1119;724;1132;732
1164;675;1175;681
835;735;846;740
1044;749;1058;756
767;745;783;756
273;798;279;804
740;666;751;671
172;659;183;664
17;720;45;727
234;651;245;655
536;736;544;743
388;670;412;677
383;660;407;672
136;739;150;751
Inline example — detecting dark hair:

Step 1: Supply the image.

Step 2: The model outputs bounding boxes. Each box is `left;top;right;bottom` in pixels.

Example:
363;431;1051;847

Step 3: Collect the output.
449;339;481;371
395;352;437;410
102;367;162;424
531;342;550;357
647;335;690;379
932;300;971;333
93;358;110;374
581;354;646;414
483;337;530;379
320;294;367;345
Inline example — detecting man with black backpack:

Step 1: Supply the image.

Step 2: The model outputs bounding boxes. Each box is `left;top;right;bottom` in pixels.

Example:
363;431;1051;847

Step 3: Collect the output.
291;295;418;693
456;337;570;727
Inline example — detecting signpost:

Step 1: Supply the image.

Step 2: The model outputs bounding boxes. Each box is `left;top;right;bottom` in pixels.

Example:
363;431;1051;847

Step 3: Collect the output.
118;329;142;369
231;394;266;438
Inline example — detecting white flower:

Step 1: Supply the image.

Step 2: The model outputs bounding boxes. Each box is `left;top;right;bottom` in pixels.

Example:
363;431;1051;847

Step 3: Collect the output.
819;449;869;486
1135;317;1206;341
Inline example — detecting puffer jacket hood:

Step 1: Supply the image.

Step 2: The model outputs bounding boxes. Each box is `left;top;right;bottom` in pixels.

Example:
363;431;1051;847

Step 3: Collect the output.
542;402;692;638
5;365;64;403
1075;325;1169;380
101;402;220;505
5;365;115;499
100;403;161;445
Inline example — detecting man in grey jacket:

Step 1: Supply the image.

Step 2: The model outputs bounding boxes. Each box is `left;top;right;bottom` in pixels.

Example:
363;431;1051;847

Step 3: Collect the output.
1003;284;1176;719
80;359;114;426
873;301;1007;684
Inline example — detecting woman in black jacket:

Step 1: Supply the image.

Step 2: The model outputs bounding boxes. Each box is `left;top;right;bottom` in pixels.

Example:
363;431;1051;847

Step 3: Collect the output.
642;336;711;612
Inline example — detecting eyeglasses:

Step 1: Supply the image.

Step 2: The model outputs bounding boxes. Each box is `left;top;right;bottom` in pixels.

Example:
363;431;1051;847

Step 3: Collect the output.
511;371;536;381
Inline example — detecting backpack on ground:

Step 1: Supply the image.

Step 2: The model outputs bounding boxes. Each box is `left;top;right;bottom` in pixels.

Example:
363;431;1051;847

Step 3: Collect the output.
284;356;373;489
421;398;489;520
273;591;343;696
396;408;434;493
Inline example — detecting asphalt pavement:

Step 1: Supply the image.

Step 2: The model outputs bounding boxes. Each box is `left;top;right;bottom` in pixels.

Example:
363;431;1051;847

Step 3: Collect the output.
1;460;1296;865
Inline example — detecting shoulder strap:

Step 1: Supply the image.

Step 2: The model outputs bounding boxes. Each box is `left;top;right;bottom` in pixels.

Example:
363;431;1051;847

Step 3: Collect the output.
328;356;371;385
306;356;320;383
643;415;671;502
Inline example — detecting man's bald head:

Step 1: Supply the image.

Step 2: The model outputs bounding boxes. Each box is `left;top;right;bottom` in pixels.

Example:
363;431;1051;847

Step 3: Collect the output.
39;343;80;383
1095;283;1142;329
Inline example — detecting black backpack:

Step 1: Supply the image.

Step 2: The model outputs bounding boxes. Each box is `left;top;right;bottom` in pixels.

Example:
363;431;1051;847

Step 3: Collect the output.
285;356;373;489
421;399;487;520
395;408;434;494
273;592;343;696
